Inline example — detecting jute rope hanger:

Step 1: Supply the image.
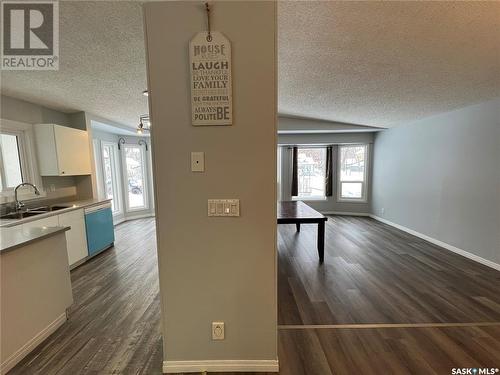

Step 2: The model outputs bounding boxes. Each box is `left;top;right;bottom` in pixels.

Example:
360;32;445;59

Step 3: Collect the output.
205;2;212;42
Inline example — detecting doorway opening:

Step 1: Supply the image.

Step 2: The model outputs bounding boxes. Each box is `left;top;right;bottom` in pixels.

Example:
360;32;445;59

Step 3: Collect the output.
91;120;155;225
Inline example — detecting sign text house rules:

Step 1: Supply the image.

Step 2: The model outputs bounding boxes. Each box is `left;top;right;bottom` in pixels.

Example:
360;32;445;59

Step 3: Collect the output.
190;31;232;126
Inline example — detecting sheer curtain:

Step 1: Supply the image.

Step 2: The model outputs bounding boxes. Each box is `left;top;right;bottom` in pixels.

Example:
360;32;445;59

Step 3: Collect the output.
291;146;298;197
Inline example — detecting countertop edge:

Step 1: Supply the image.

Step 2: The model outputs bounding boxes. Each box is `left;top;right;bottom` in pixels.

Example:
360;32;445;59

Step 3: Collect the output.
0;226;70;253
0;199;112;228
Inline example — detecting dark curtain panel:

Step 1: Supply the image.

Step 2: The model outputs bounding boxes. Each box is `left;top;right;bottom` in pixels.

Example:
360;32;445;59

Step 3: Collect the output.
325;146;333;196
291;146;298;196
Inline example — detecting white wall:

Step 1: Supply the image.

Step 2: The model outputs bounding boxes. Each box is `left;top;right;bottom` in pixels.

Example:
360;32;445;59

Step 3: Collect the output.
278;132;374;145
1;95;73;127
278;116;379;134
372;98;500;266
144;1;277;370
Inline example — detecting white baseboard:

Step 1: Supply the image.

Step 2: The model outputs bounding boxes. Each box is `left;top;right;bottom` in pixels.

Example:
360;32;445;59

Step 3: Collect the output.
125;212;155;221
113;213;154;226
370;215;500;271
113;216;126;226
322;211;370;216
0;312;67;375
163;359;279;373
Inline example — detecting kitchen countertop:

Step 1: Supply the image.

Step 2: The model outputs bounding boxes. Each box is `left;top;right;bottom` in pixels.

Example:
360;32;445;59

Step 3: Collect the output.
0;226;70;253
0;198;112;228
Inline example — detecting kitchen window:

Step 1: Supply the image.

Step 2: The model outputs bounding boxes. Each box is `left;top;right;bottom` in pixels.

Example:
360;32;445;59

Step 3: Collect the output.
295;147;327;200
0;119;39;200
338;144;368;201
0;133;23;190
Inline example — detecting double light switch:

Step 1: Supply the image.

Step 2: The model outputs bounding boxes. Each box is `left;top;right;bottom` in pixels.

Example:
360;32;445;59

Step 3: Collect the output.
208;199;240;217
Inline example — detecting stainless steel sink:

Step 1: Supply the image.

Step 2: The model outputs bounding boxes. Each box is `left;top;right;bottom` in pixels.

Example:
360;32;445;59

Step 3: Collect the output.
0;205;69;220
50;205;69;211
28;206;50;212
0;211;45;220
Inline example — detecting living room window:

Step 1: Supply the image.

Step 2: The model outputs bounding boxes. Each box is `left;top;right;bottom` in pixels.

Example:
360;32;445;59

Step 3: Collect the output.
338;144;368;201
295;147;327;200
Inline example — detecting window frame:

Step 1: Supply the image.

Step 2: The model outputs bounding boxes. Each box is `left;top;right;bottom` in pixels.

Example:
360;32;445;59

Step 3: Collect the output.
0;131;24;189
337;144;369;203
0;119;42;202
292;146;328;201
100;141;123;215
121;143;149;212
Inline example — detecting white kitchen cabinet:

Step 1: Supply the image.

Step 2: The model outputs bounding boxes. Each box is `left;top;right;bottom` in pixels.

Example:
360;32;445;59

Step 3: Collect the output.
17;209;88;268
58;209;88;267
34;124;92;176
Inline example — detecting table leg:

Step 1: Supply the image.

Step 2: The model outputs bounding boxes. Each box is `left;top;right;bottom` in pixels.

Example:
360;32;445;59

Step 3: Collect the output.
296;223;301;232
317;221;325;263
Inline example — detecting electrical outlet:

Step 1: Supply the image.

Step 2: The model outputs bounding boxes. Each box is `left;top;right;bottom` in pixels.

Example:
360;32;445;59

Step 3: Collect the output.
212;322;225;340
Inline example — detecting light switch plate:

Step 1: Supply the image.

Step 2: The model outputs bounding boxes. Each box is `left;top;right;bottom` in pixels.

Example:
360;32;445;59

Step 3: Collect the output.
191;152;204;172
208;199;240;217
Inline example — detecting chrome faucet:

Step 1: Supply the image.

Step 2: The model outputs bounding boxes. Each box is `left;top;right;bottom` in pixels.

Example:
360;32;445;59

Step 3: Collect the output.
14;183;41;211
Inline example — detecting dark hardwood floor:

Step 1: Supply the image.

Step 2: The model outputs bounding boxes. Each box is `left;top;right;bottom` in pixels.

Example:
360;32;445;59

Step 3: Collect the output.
9;219;163;375
277;325;500;375
9;216;500;374
279;216;500;325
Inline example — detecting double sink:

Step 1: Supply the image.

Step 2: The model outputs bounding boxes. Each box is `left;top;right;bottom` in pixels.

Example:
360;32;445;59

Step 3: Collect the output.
1;205;69;220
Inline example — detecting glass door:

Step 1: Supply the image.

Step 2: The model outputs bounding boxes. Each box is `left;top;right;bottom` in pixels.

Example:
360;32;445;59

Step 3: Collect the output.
123;144;148;212
101;141;123;215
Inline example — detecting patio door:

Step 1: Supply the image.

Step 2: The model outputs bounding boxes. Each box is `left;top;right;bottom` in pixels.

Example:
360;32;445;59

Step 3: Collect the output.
100;141;123;216
122;144;149;212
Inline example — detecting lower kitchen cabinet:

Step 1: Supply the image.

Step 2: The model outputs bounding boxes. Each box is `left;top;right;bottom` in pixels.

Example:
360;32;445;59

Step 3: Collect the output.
58;209;88;267
4;203;114;269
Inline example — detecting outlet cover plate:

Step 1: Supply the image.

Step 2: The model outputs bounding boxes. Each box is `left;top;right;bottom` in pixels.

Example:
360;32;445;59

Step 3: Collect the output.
212;322;225;340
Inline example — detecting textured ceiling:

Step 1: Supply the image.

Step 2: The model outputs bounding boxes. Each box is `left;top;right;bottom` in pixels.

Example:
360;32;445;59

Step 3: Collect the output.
279;1;500;127
1;1;148;128
1;1;499;129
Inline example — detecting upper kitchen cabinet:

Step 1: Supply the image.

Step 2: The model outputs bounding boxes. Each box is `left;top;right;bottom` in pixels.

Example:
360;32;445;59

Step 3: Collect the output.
34;124;92;176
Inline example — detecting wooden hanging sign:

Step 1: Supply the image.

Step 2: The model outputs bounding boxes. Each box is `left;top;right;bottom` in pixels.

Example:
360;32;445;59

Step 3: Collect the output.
189;31;233;126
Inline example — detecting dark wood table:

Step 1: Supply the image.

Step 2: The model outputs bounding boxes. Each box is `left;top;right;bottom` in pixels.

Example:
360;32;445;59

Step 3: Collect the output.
277;201;328;263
